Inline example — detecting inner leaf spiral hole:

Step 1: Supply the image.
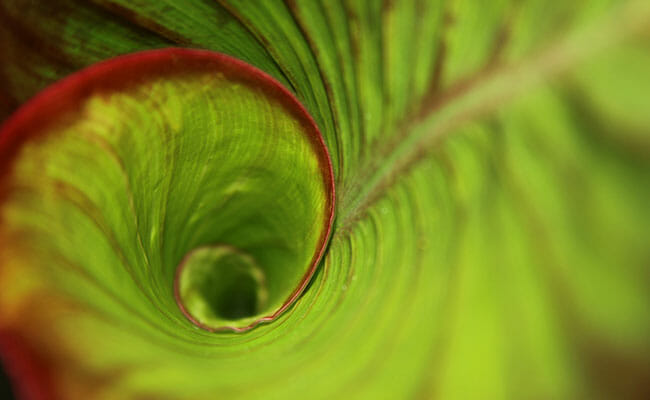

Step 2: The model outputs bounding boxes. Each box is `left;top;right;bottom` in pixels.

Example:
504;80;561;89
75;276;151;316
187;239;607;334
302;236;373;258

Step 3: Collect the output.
175;245;269;325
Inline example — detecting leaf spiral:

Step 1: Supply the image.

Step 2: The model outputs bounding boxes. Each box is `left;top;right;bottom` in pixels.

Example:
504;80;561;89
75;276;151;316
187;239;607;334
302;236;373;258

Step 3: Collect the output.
1;1;650;399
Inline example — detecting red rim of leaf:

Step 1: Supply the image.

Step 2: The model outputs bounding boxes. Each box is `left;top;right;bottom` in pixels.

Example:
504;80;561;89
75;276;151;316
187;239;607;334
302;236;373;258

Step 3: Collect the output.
0;48;335;337
0;331;54;400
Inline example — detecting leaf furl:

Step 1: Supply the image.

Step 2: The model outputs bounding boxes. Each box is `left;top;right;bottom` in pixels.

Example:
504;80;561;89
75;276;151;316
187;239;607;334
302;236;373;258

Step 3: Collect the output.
1;1;650;399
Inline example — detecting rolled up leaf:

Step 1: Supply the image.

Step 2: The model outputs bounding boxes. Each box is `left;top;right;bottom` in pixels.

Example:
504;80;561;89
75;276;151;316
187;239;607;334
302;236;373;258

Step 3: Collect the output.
1;1;650;399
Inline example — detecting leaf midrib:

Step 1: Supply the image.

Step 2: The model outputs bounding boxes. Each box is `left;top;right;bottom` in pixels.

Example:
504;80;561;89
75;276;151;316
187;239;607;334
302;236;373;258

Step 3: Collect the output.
335;0;650;236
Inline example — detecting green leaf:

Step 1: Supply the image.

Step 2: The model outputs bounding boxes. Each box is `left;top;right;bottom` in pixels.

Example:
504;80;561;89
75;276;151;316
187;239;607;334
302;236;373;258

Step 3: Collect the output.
1;0;649;399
